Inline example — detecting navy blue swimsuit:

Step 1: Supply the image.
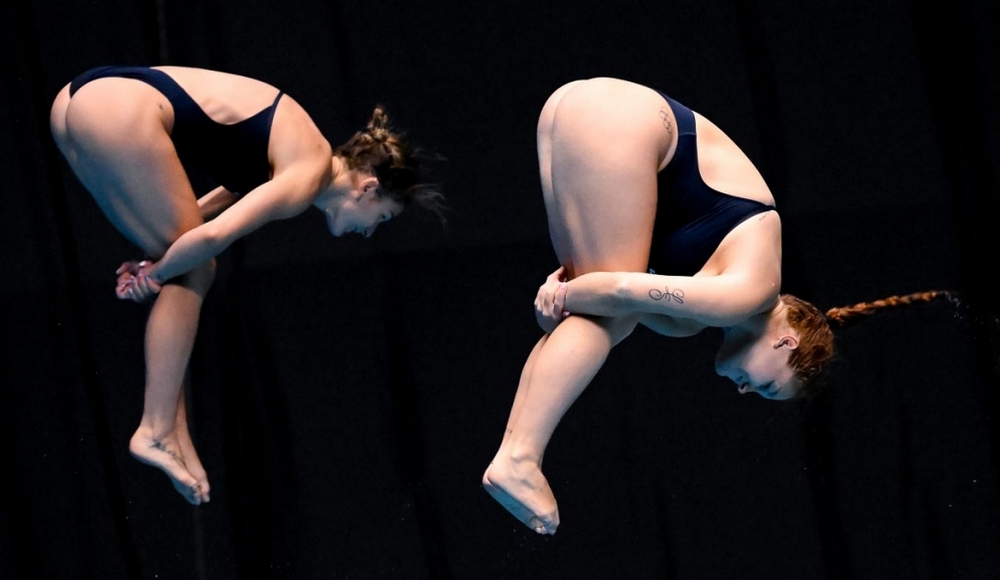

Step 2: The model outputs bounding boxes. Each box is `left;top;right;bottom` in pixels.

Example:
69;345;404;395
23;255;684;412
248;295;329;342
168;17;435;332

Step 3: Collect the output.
69;66;282;196
648;92;775;276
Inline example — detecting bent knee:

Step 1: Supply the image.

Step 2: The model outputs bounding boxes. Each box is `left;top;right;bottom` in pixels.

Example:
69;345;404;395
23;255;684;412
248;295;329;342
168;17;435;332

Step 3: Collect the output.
193;259;217;289
605;313;642;346
176;259;216;294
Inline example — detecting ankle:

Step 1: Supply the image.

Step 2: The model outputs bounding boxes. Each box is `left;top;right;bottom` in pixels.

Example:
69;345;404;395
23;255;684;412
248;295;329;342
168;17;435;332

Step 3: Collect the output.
135;419;176;442
497;445;543;469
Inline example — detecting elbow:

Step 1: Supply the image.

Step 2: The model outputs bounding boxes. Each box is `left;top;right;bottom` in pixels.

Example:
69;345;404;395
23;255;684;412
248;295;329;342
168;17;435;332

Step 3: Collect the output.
612;275;631;301
199;225;222;250
709;274;779;326
611;274;640;313
193;223;230;256
714;293;779;327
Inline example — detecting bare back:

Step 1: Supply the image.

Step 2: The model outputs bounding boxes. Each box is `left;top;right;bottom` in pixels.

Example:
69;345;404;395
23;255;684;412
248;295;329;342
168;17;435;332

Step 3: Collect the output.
153;67;331;182
154;66;285;127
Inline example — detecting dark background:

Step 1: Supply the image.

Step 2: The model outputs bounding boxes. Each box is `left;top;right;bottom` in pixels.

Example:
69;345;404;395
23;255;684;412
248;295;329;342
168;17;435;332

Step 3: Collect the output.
3;1;999;579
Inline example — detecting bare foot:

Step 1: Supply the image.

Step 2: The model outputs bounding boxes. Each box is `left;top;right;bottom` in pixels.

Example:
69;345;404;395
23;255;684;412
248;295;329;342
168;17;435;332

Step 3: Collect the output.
482;456;560;534
129;429;206;505
175;428;210;502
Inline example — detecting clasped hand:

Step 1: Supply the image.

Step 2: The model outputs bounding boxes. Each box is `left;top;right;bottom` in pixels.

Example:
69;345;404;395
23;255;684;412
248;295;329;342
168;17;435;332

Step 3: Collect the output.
534;266;570;333
115;260;162;302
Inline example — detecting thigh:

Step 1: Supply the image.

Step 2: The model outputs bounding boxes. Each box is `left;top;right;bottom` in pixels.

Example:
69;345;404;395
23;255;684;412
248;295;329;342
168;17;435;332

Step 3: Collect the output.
542;78;670;278
537;80;586;265
62;79;203;257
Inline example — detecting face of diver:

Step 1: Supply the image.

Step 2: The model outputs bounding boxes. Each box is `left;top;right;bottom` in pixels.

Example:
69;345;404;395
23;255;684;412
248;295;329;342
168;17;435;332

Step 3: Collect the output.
714;328;800;401
320;175;404;238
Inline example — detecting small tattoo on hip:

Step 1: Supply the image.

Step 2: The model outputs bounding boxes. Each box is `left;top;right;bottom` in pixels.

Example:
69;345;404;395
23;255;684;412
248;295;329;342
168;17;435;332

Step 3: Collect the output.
659;108;673;135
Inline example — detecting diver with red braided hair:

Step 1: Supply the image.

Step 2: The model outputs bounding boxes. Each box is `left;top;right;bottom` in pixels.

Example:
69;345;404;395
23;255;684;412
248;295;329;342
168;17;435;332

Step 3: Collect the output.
482;77;947;535
50;65;443;505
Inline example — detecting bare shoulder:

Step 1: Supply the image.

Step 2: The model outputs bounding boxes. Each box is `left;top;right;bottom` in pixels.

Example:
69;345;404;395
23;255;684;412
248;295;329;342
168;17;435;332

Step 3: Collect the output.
729;210;781;260
268;96;332;196
708;210;782;286
269;95;331;164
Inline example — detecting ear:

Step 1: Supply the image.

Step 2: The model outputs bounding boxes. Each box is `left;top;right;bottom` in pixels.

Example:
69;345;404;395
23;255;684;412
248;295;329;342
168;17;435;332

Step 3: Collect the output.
359;176;380;202
774;335;799;350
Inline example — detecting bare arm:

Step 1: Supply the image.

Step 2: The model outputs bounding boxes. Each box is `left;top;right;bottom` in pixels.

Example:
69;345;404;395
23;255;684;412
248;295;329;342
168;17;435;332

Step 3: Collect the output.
148;157;330;283
559;211;782;327
197;186;239;221
563;269;778;327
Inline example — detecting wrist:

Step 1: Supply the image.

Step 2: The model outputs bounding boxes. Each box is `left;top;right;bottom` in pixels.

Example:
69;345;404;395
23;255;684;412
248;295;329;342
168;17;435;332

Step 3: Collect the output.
558;281;570;317
139;260;162;286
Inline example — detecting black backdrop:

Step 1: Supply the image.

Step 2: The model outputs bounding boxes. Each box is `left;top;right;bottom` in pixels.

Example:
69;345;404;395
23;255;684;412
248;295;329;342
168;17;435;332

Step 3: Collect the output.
3;1;999;579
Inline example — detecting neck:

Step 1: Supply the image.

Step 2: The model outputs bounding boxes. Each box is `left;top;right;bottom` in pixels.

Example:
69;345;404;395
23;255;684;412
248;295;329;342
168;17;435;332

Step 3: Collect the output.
330;155;347;181
314;157;353;207
330;156;355;194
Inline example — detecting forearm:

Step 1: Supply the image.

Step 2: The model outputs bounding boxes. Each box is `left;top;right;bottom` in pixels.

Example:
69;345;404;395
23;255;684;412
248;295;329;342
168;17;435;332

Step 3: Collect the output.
149;226;227;283
149;167;319;283
197;186;239;221
564;271;692;318
564;271;772;327
560;272;637;318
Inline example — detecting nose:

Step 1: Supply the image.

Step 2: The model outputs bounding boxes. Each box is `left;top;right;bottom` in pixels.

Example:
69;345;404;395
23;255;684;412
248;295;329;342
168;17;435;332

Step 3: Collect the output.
715;362;740;383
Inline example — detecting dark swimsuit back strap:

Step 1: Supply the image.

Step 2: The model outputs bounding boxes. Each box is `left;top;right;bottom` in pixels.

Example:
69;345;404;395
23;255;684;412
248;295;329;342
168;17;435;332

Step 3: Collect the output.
258;91;283;134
